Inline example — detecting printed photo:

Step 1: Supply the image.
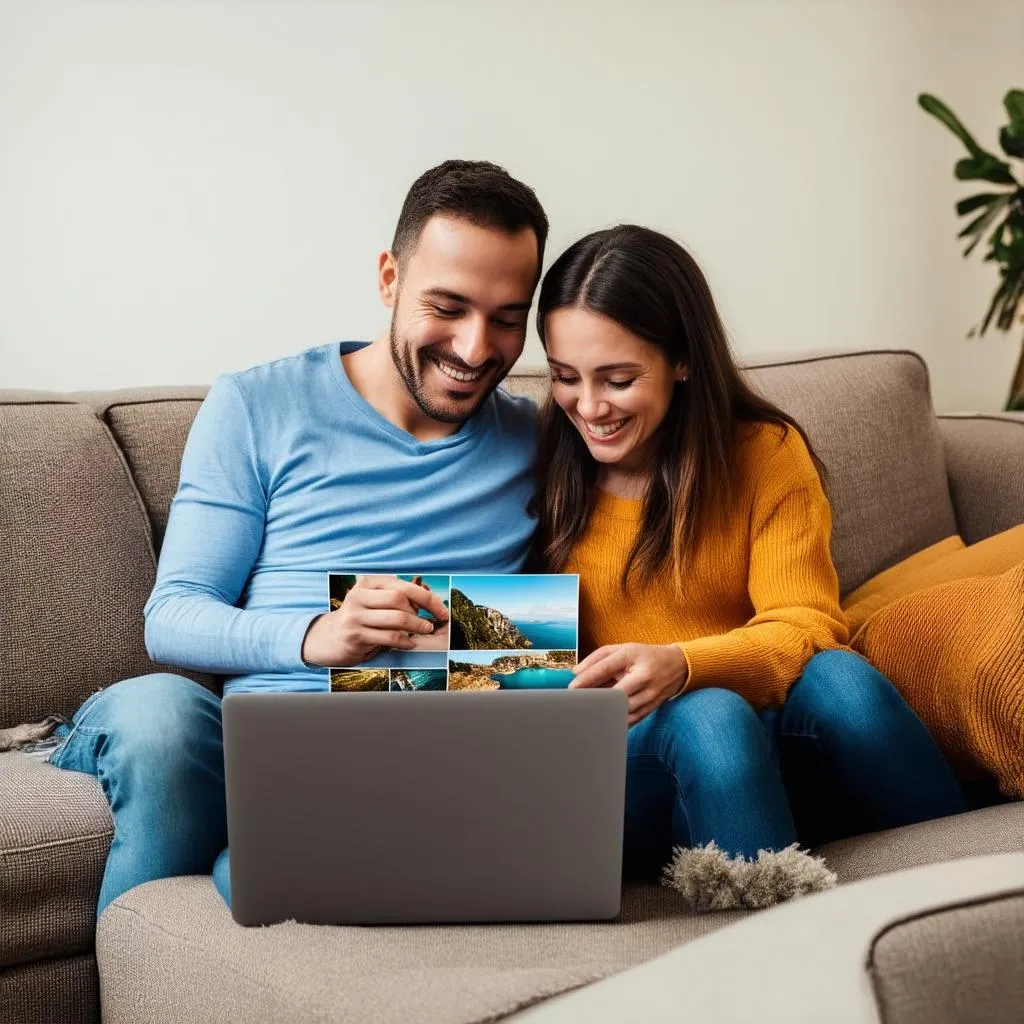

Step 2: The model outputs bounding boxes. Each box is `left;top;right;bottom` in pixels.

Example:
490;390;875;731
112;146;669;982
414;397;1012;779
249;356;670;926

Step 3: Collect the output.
327;572;450;669
329;668;389;692
389;669;448;692
447;650;576;691
448;574;579;652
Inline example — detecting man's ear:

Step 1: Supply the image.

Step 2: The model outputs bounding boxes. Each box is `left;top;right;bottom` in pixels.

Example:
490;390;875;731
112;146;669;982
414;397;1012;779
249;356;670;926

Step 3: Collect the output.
378;250;399;309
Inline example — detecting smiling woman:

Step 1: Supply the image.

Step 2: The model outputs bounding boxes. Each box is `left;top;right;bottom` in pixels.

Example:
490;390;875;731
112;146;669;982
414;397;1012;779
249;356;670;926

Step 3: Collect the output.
530;224;968;910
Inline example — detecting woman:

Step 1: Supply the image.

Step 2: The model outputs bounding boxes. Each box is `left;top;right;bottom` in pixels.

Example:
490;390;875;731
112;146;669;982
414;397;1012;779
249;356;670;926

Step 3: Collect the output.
532;225;967;909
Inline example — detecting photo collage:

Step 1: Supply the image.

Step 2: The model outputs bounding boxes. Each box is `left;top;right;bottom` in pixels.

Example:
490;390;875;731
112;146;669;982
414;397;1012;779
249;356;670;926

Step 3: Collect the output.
327;573;579;692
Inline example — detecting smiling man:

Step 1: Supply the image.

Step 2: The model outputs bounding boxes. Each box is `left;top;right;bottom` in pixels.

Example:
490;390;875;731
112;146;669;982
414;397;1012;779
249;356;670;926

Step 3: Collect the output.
45;160;549;916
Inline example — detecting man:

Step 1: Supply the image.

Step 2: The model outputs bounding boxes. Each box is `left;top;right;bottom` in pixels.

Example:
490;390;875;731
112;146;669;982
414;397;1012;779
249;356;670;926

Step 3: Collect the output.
47;160;549;915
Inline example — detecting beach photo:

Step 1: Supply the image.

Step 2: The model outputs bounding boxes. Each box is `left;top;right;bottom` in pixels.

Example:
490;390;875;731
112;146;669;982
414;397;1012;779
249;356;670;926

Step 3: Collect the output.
329;668;389;692
448;574;578;651
389;669;448;692
327;572;450;669
447;650;576;691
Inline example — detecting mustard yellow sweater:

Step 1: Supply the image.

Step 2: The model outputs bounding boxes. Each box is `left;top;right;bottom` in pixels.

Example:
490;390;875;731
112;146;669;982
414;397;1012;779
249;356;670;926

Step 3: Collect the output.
564;422;849;711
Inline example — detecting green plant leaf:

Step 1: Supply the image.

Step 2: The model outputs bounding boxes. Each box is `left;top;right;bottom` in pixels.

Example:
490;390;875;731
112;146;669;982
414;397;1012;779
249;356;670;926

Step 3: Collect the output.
1005;89;1024;124
1000;125;1024;159
955;154;1017;185
956;191;1011;216
961;198;1011;256
979;276;1010;335
919;94;985;156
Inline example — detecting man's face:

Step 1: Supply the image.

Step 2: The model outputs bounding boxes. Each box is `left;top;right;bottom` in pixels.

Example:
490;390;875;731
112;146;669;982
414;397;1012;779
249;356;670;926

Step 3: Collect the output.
383;215;539;424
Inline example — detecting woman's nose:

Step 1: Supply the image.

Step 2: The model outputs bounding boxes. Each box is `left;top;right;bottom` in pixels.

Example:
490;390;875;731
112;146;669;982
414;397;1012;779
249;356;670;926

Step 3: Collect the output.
576;390;608;421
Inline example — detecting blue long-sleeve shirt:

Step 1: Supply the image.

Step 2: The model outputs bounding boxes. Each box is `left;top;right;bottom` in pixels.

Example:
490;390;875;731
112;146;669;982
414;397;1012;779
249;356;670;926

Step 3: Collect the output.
143;342;538;693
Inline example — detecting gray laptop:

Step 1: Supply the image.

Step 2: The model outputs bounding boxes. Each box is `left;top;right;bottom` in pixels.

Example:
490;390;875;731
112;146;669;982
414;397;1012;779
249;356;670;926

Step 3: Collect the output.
222;689;627;926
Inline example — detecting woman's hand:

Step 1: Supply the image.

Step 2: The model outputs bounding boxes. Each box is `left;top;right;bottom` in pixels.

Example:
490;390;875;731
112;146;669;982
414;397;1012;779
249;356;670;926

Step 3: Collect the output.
570;643;689;725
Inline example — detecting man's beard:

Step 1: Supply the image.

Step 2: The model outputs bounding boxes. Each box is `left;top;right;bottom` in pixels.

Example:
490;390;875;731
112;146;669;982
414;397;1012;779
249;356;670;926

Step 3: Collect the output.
389;320;504;425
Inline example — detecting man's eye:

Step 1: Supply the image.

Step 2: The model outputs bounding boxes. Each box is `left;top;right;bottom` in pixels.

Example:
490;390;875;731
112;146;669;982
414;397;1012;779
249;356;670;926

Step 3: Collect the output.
493;318;525;331
608;379;636;390
433;306;461;318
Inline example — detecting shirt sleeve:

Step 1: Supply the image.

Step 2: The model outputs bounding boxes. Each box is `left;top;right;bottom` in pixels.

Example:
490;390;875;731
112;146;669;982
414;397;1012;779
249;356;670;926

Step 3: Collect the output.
677;433;850;710
143;375;318;674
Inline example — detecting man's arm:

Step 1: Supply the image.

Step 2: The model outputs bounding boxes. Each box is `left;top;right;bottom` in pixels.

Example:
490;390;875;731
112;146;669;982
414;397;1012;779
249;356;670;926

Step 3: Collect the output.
143;375;317;675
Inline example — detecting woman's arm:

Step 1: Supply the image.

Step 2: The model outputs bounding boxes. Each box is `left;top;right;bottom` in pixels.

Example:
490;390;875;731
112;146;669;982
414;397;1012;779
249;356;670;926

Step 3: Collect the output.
677;436;849;710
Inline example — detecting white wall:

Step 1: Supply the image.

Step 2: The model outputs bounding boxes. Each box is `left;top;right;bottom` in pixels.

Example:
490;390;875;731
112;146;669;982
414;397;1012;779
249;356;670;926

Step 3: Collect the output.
1;0;1022;412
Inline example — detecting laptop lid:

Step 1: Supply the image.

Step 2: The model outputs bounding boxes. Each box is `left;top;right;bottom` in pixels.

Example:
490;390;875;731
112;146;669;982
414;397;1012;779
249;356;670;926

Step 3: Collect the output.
223;690;627;926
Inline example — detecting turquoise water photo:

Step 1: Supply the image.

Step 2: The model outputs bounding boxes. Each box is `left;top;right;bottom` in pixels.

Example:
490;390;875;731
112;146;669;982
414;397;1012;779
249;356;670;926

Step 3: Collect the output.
490;666;575;689
512;621;577;649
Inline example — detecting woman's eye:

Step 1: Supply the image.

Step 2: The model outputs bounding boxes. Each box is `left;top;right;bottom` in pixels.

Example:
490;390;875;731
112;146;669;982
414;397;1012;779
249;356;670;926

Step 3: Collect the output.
607;379;636;390
550;375;578;386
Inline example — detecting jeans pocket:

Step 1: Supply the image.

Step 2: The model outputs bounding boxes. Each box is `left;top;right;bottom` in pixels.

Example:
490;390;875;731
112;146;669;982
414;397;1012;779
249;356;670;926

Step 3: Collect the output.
47;688;107;769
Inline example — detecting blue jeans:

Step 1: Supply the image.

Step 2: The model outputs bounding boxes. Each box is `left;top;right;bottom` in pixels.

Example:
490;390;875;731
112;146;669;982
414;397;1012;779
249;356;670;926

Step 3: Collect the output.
49;673;228;918
624;649;969;877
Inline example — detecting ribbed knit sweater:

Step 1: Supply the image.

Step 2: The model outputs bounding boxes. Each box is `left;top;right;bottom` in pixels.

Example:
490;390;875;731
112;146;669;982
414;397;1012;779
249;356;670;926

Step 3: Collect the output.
564;421;850;710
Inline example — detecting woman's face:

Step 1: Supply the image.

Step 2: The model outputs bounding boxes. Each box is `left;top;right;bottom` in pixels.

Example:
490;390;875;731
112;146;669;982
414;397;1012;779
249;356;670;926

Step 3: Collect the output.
544;306;686;472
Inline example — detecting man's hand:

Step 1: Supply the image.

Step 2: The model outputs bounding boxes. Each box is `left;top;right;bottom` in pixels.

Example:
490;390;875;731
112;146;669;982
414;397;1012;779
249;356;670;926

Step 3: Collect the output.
570;643;689;725
302;575;449;668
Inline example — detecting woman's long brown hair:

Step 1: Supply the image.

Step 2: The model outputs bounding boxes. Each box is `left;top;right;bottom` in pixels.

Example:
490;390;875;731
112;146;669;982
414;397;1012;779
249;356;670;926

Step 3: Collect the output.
531;225;824;590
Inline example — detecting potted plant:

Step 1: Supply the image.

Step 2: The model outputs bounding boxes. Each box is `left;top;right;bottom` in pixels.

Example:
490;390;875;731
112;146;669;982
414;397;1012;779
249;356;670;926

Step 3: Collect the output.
919;89;1024;410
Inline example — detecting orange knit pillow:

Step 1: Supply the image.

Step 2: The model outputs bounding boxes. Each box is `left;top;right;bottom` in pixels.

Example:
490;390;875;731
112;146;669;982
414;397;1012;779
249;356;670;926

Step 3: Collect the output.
851;562;1024;797
843;525;1024;636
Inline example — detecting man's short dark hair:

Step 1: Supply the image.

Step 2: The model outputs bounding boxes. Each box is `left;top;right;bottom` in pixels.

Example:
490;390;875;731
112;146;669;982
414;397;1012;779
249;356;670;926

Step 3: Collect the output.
391;160;549;273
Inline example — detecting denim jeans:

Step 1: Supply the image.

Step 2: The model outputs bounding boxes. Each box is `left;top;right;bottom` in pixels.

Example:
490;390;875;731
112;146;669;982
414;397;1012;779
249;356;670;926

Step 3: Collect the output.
623;649;969;877
53;651;970;916
48;673;228;918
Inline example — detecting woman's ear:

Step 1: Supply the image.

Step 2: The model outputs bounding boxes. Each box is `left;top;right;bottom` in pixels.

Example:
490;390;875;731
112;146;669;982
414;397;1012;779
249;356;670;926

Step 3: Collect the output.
674;363;690;383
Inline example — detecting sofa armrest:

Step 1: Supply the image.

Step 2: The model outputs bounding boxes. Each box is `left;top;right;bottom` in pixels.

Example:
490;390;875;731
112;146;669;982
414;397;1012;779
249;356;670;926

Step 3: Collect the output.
938;414;1024;544
511;853;1024;1024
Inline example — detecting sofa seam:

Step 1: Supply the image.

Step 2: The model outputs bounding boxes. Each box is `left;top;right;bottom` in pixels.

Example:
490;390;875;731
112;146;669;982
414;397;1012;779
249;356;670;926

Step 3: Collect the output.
937;413;1024;428
0;830;113;857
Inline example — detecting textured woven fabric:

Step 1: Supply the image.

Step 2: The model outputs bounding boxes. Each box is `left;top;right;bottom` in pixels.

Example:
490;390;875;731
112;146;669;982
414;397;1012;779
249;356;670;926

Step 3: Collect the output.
817;801;1024;883
0;753;111;968
103;394;206;550
0;398;164;728
938;414;1024;545
744;351;958;596
97;877;741;1024
870;891;1024;1024
0;953;100;1024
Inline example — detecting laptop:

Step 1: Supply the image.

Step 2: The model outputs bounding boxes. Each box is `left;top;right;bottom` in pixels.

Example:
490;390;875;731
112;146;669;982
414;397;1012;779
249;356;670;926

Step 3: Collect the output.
222;689;628;926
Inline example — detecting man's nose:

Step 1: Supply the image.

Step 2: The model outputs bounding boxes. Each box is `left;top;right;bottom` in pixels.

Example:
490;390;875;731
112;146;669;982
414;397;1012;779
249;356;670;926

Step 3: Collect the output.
451;316;493;368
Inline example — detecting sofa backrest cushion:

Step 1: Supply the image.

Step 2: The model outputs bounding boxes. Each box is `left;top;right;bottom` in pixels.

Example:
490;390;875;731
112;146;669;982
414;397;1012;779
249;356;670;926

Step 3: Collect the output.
0;396;166;726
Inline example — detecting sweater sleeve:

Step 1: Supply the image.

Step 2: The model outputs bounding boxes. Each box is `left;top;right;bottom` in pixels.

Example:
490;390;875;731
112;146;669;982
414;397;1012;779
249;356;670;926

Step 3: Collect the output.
677;432;849;710
143;375;319;675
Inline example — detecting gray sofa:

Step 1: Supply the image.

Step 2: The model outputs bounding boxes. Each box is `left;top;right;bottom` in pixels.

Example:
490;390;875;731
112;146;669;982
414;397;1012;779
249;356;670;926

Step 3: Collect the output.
2;349;1023;1024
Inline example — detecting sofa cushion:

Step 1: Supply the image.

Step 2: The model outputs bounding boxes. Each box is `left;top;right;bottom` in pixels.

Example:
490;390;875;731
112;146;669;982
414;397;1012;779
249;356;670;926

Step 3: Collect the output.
0;753;111;969
744;351;959;596
0;954;99;1024
96;877;739;1024
817;801;1024;883
82;388;208;552
869;889;1024;1024
0;396;168;727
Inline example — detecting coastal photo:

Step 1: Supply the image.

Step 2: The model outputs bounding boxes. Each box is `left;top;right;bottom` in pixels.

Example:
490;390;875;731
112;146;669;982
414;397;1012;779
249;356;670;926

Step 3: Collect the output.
327;572;450;669
390;669;448;692
330;668;389;692
447;650;577;691
448;574;578;652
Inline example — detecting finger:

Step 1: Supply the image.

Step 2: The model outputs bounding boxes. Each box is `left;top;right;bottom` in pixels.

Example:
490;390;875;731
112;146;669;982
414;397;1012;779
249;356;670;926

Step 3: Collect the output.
573;645;620;675
357;627;418;651
571;648;630;689
350;588;418;615
360;608;435;635
612;668;648;699
362;577;448;621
